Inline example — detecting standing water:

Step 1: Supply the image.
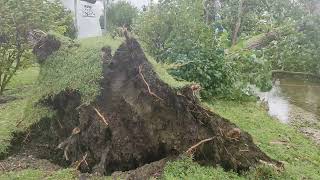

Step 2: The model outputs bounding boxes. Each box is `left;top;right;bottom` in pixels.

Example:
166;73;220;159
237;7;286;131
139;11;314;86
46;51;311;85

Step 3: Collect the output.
258;74;320;144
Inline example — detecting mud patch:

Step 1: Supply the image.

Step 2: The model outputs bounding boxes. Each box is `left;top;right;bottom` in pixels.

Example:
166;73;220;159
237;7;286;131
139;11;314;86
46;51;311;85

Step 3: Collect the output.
301;128;320;145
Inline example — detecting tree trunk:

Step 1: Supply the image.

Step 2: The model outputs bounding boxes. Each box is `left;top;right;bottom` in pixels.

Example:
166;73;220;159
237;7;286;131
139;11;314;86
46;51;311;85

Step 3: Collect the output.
232;0;244;46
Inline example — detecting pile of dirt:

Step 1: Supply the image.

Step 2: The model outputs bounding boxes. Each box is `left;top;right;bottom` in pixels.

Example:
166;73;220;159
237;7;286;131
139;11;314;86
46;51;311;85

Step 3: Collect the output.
5;34;280;177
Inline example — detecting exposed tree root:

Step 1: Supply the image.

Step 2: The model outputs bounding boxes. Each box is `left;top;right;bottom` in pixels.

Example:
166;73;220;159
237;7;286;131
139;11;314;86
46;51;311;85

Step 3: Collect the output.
75;153;88;170
185;137;215;155
10;34;282;177
93;107;109;126
138;64;163;101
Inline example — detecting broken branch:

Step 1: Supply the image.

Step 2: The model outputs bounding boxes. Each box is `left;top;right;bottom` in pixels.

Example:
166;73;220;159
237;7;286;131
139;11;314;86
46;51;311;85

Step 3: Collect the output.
186;137;215;154
76;153;88;170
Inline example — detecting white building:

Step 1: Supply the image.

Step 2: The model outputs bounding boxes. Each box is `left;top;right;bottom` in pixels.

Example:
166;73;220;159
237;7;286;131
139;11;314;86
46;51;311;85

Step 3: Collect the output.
60;0;155;38
61;0;103;38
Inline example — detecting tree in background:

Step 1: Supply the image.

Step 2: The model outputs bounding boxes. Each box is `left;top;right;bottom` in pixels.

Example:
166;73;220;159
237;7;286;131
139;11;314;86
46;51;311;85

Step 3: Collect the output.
103;0;138;31
134;0;272;99
0;0;74;95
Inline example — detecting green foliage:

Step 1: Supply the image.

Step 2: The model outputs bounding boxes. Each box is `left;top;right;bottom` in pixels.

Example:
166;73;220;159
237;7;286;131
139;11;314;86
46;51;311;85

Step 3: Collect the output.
0;0;74;95
134;0;271;99
265;16;320;75
226;49;273;96
219;0;303;43
104;1;138;30
135;0;228;98
147;54;190;89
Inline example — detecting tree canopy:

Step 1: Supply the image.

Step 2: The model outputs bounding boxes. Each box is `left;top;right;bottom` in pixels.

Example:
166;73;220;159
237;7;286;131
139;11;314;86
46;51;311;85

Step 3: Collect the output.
0;0;74;94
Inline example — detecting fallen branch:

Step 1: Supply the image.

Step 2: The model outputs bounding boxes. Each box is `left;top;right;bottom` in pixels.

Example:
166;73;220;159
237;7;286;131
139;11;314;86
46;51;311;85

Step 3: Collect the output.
138;65;163;101
185;137;215;154
93;107;109;126
76;153;88;170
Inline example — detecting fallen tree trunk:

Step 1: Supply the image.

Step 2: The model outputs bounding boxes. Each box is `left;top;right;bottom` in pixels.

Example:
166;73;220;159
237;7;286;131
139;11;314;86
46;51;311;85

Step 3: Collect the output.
23;34;280;177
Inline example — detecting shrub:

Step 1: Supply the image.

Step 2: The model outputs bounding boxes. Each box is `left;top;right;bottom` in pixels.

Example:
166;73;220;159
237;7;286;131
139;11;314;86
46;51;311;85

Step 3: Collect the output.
265;17;320;75
135;0;271;99
0;0;75;95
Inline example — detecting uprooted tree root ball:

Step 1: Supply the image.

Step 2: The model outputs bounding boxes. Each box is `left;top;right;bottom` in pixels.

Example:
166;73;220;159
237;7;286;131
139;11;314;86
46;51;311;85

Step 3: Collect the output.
7;35;281;178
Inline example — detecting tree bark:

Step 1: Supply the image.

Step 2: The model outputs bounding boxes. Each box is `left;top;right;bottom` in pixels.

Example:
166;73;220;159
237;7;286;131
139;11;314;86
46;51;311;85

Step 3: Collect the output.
232;0;244;46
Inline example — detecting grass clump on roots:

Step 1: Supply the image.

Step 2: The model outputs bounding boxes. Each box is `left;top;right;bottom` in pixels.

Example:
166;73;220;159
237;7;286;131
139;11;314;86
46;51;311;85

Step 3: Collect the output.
0;35;122;155
33;34;122;104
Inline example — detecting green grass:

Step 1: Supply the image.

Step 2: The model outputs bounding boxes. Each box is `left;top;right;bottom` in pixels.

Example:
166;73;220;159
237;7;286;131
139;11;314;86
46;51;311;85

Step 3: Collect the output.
210;100;320;179
0;169;76;180
0;67;39;154
147;55;190;89
163;156;245;180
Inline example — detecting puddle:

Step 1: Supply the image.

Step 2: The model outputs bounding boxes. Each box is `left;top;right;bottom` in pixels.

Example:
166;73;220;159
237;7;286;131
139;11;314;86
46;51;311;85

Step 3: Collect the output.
257;77;320;144
257;75;320;144
258;77;320;123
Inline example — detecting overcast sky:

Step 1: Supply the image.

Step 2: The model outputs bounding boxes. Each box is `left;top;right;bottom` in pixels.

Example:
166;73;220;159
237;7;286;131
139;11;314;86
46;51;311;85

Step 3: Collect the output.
62;0;157;12
111;0;157;9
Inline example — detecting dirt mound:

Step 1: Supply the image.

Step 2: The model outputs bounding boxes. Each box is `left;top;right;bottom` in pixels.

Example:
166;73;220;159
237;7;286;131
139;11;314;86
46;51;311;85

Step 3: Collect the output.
9;35;280;177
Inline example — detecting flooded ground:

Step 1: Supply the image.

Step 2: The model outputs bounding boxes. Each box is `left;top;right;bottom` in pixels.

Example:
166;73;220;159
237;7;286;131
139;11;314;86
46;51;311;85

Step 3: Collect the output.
258;75;320;144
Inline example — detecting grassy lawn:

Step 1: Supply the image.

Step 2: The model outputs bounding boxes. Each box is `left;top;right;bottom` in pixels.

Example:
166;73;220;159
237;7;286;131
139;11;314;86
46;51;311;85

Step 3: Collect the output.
0;67;39;155
209;100;320;179
0;169;76;180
